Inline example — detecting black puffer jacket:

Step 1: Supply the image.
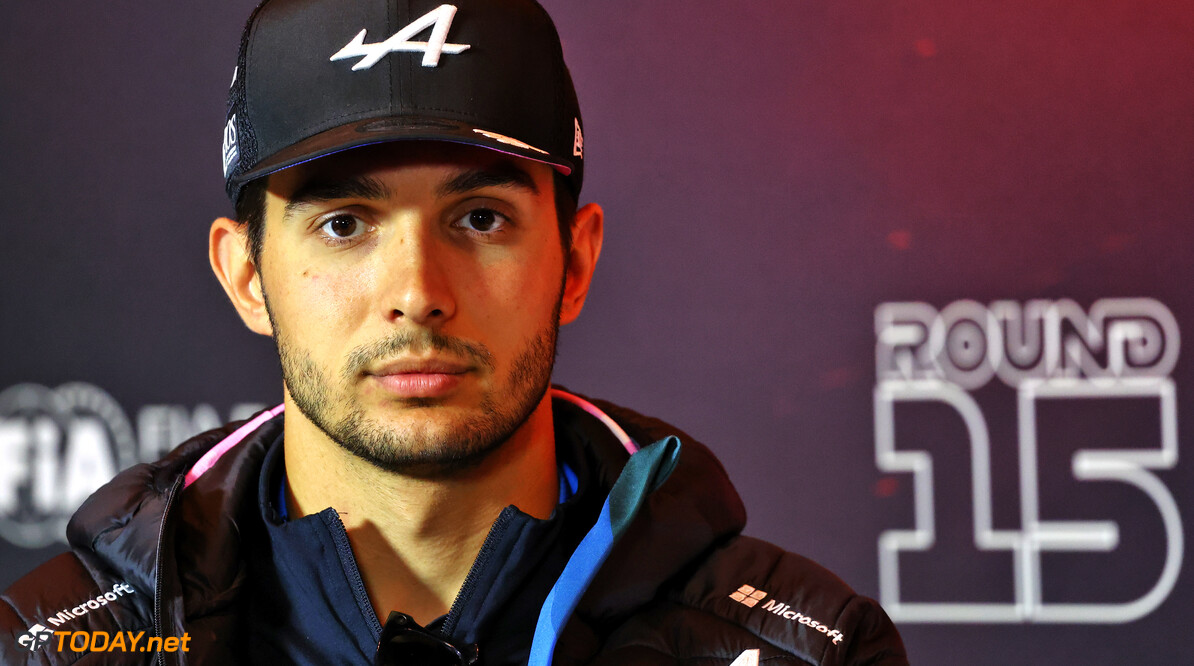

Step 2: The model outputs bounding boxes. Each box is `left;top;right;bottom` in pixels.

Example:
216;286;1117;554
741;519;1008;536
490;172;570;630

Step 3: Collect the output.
1;391;907;665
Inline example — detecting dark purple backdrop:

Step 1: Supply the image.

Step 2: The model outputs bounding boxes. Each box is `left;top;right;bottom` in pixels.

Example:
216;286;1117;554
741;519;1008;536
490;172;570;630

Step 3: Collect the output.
3;1;1192;663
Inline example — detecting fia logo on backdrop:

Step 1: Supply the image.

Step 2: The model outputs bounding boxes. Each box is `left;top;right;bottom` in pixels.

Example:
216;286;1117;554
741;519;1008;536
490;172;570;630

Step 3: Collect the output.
0;382;263;548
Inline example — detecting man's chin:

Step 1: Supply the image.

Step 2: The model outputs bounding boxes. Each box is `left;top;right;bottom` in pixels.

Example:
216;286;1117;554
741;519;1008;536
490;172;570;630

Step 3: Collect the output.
325;407;528;478
335;429;505;479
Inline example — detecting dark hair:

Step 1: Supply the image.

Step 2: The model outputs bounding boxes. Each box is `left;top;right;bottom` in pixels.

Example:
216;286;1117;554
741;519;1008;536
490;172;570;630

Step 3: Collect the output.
234;171;577;268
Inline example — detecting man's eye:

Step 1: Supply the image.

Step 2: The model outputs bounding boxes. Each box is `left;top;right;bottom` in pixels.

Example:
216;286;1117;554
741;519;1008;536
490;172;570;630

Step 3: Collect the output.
457;208;508;233
318;214;365;239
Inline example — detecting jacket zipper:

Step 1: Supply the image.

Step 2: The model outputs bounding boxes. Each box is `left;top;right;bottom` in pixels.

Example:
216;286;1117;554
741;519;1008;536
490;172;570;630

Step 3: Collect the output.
440;506;515;637
153;475;185;666
323;509;385;638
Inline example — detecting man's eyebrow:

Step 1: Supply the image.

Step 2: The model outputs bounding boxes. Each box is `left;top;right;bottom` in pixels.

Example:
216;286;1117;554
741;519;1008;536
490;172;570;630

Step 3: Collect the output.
284;175;391;219
437;163;541;198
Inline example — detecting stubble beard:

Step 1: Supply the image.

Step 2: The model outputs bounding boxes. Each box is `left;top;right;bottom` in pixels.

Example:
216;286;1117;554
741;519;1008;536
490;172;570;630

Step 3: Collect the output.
267;297;561;479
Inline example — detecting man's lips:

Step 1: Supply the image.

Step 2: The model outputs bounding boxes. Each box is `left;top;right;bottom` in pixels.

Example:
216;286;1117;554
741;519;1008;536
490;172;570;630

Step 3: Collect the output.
365;358;473;398
367;358;474;376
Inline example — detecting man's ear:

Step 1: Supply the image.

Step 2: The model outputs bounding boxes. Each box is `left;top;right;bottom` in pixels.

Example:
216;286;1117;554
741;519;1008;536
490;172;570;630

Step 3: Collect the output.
559;203;604;325
209;217;273;336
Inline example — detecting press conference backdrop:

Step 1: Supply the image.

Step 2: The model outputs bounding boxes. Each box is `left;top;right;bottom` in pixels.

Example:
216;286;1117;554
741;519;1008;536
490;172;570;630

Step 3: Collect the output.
2;1;1191;663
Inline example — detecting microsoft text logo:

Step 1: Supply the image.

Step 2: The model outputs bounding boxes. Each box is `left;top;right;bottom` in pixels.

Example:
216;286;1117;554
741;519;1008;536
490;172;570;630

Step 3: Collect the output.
728;584;847;645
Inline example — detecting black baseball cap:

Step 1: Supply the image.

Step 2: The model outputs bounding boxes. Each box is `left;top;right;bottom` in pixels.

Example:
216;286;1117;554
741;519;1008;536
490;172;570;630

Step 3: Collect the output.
221;0;585;204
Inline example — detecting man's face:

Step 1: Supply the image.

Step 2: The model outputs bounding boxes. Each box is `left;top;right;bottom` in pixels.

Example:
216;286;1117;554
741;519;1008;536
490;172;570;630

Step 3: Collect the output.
256;142;568;477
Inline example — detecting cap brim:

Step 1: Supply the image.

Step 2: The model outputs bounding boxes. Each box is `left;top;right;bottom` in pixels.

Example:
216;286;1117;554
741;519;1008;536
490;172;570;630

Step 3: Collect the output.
233;116;575;188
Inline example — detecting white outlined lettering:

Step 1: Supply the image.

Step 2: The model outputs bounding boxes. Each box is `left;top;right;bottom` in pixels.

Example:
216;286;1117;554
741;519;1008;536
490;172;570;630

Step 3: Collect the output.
875;298;1181;624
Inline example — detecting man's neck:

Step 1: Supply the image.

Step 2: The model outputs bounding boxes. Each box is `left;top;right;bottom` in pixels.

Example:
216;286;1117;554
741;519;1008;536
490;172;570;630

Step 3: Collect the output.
280;393;559;626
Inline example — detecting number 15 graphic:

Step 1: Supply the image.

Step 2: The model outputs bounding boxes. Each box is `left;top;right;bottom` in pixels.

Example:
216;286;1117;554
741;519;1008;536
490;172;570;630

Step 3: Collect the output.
874;377;1181;623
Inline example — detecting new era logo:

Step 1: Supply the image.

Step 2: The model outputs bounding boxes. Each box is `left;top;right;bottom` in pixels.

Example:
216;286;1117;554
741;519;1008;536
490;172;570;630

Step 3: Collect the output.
729;584;768;607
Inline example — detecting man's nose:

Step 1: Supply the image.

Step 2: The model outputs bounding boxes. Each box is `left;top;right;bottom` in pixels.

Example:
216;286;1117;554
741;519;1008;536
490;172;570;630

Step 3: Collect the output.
380;223;456;326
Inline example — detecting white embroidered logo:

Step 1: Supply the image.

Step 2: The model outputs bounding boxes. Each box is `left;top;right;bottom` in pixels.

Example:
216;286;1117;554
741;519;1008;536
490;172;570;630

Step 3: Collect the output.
331;4;471;71
222;115;239;178
572;118;584;158
42;582;138;630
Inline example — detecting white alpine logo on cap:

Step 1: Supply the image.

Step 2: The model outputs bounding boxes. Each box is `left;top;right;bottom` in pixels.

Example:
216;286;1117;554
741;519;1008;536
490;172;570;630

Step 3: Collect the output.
573;118;583;158
331;4;470;71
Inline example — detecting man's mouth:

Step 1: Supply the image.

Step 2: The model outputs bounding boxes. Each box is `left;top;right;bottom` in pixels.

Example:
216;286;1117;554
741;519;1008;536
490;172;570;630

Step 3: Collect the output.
365;358;473;398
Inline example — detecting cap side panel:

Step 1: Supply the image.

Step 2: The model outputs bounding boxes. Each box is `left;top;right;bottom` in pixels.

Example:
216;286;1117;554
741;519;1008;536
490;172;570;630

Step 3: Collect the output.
224;0;270;202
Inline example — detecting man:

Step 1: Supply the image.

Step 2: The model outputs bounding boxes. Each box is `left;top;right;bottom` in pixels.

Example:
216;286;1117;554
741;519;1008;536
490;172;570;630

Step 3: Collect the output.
2;0;907;664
